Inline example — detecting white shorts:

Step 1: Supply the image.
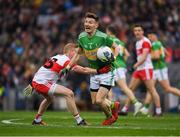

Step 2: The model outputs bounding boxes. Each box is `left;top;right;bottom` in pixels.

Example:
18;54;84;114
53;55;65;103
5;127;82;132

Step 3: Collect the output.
154;67;168;81
90;71;115;90
114;68;127;81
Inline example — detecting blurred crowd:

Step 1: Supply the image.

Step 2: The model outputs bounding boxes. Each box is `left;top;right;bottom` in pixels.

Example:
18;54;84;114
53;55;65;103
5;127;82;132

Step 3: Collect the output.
0;0;179;111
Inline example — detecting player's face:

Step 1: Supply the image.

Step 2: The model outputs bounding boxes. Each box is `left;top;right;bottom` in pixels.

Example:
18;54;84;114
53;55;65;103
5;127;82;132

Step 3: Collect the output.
133;27;144;40
84;17;98;34
148;34;156;42
69;48;76;59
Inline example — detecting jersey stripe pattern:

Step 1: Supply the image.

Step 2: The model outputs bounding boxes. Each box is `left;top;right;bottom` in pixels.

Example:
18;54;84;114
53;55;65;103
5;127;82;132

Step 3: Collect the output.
33;54;70;84
135;37;153;70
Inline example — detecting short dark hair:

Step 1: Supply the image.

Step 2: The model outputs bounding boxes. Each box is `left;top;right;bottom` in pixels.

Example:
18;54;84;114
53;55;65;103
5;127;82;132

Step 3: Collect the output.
133;24;144;30
85;12;99;21
147;30;156;35
107;25;118;36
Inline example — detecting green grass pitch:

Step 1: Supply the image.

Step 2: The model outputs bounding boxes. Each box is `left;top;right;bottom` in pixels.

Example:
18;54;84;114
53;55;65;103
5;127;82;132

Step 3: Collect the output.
0;111;180;136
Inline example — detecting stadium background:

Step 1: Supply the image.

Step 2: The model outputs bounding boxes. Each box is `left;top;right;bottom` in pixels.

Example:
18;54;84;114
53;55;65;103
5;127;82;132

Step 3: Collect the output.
0;0;179;113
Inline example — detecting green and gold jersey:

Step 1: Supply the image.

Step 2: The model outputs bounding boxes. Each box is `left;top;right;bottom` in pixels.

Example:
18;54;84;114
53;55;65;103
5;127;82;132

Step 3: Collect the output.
77;30;113;69
151;41;167;69
110;37;126;68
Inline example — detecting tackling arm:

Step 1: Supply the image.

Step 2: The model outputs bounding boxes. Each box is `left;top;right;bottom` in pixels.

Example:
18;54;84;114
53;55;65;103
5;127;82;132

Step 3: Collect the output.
72;65;97;74
72;65;112;75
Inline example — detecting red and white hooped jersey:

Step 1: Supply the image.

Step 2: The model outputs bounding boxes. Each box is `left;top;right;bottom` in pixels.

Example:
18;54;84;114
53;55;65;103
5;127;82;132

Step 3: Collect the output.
135;36;153;70
32;54;70;84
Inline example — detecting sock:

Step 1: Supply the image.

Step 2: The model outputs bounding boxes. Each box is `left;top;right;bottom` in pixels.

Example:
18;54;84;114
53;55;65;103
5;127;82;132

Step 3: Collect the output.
121;106;128;112
141;106;149;112
35;114;42;122
144;103;150;109
132;98;138;104
156;107;162;114
74;114;83;124
111;102;115;109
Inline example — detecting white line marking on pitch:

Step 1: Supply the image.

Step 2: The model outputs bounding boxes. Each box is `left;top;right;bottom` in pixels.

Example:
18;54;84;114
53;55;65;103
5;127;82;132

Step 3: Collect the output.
1;119;179;130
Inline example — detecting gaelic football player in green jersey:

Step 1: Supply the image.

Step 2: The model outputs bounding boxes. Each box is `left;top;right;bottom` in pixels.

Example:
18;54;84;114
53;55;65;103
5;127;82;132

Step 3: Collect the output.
61;12;121;125
106;25;143;116
140;33;180;115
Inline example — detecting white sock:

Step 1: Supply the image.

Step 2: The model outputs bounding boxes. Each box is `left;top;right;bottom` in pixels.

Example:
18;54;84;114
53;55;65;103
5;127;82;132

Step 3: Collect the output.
134;101;141;106
35;114;42;122
74;114;83;124
121;106;128;112
156;107;162;114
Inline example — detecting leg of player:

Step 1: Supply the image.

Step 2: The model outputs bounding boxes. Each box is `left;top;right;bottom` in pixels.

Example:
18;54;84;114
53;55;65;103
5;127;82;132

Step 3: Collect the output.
32;95;53;125
116;78;142;115
90;88;119;120
54;84;88;125
96;86;116;125
105;90;120;121
90;91;98;105
140;80;157;115
120;77;142;115
159;80;180;96
144;80;162;116
107;89;113;101
140;92;152;115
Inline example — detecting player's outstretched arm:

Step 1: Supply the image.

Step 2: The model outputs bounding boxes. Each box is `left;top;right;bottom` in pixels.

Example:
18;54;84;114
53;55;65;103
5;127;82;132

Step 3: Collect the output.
72;65;97;74
72;65;112;74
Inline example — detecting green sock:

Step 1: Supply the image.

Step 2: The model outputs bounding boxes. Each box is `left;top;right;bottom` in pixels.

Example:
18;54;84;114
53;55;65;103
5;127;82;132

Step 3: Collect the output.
132;98;137;104
107;114;112;118
144;104;150;109
111;102;115;109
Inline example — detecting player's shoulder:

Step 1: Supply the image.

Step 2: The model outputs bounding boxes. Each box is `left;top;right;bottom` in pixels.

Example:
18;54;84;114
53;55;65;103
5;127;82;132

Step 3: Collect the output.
156;40;163;46
152;41;162;47
51;54;70;61
115;37;125;46
78;31;87;39
143;36;151;44
95;30;107;38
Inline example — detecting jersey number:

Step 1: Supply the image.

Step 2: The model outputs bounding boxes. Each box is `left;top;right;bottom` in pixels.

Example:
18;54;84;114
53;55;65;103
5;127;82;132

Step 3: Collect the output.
43;58;57;69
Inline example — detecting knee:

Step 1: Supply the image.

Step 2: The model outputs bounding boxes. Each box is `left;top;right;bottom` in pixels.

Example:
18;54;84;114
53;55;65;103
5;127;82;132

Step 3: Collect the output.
95;98;103;106
46;96;53;103
91;99;96;105
147;87;155;93
129;84;135;91
121;86;129;92
163;86;171;93
66;90;74;98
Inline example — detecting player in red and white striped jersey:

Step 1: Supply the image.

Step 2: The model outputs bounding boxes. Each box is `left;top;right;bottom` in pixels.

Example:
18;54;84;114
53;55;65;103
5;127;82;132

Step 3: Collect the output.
120;24;162;116
24;43;111;126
